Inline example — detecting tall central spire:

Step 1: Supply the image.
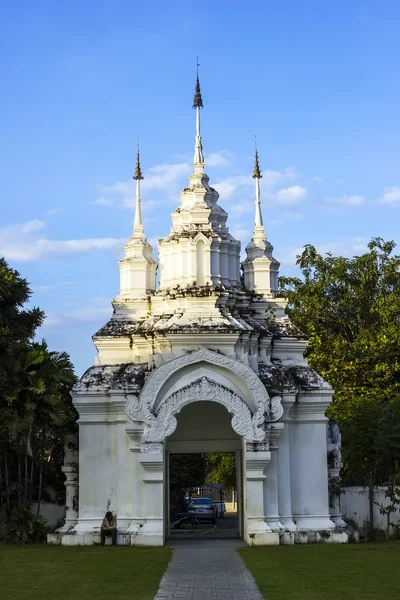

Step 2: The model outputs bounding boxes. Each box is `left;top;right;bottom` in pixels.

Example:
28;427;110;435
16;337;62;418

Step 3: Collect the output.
133;140;144;236
193;59;204;172
252;143;265;238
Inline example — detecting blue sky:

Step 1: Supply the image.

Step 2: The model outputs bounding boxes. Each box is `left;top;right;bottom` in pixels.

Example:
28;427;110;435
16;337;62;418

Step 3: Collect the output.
1;0;399;375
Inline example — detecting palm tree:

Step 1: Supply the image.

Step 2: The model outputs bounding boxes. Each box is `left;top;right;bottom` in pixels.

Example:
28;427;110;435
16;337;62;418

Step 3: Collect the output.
0;340;77;520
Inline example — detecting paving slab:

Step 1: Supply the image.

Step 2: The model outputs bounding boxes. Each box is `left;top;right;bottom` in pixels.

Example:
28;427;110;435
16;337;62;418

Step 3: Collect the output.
154;539;263;600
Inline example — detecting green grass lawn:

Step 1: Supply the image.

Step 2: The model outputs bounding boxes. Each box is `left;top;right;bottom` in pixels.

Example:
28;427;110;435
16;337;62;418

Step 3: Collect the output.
0;545;172;600
239;543;400;600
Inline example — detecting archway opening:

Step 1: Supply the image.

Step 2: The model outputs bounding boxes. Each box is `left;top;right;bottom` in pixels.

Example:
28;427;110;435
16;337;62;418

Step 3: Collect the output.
165;401;243;541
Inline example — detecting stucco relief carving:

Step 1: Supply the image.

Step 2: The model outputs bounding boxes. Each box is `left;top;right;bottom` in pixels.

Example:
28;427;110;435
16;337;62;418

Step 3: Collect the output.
140;442;164;454
266;396;284;422
124;349;286;451
142;377;266;444
125;394;144;422
140;347;270;426
246;442;269;452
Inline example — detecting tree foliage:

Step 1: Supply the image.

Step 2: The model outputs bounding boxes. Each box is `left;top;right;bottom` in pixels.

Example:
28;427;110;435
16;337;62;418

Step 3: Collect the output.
169;454;205;511
0;259;77;543
205;453;236;490
0;258;44;349
280;238;400;488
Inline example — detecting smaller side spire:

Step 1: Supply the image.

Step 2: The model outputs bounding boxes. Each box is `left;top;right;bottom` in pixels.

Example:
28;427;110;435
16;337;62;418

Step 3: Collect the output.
252;141;264;234
133;139;144;235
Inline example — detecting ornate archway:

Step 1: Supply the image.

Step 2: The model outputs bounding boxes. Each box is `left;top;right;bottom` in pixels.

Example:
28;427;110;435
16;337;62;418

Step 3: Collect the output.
124;349;283;547
125;348;283;448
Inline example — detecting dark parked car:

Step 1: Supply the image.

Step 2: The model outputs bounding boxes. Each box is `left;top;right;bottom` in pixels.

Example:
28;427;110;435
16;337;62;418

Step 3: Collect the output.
188;498;216;523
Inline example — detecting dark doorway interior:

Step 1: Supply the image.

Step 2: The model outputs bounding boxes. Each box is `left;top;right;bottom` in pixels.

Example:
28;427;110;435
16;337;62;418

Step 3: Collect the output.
168;452;239;540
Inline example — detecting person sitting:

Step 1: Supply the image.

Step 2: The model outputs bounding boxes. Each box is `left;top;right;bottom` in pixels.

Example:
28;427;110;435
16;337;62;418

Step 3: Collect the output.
101;511;117;546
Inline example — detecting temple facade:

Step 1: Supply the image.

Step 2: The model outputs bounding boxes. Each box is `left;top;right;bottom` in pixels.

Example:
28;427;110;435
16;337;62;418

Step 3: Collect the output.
50;73;349;546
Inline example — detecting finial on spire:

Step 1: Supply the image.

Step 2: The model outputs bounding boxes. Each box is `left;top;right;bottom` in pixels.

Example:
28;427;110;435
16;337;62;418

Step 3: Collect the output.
252;138;262;179
133;139;144;235
193;57;203;108
133;138;144;181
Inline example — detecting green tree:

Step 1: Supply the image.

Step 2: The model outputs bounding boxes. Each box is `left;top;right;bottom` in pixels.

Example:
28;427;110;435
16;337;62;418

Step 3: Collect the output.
169;454;205;511
280;238;400;536
0;258;44;349
0;259;77;543
205;453;236;490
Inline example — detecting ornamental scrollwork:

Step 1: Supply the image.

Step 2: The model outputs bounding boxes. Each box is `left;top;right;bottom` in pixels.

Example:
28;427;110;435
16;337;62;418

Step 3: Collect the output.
139;347;270;423
125;394;144;422
266;396;284;422
140;442;164;454
141;376;266;443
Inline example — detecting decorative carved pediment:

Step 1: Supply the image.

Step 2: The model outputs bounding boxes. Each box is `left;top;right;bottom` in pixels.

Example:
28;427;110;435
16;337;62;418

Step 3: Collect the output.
141;376;266;444
124;349;284;452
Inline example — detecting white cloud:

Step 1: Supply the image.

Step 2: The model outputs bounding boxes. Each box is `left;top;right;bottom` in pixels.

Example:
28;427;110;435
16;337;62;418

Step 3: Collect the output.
20;219;46;233
144;163;191;191
263;167;297;186
66;297;112;322
205;150;233;168
230;226;251;245
0;220;125;262
32;281;80;292
379;186;400;207
39;297;113;333
93;159;299;211
275;185;307;205
269;212;303;227
325;195;365;208
311;176;323;183
230;200;254;214
214;167;297;202
212;175;251;200
94;162;192;208
47;208;63;215
91;197;114;206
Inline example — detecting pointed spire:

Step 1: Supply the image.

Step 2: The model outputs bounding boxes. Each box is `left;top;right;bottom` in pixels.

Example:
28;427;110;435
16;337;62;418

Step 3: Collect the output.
133;139;144;235
193;58;203;108
193;58;205;171
252;141;264;234
133;140;144;181
252;150;262;179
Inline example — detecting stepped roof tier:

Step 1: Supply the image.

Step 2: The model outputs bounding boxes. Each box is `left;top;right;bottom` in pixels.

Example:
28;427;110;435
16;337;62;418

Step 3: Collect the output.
92;69;306;369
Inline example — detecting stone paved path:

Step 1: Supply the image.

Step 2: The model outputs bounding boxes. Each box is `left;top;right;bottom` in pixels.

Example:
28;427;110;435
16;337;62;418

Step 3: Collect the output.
154;539;264;600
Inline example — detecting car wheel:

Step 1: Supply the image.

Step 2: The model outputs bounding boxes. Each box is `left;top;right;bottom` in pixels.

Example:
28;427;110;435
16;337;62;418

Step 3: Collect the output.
212;519;216;524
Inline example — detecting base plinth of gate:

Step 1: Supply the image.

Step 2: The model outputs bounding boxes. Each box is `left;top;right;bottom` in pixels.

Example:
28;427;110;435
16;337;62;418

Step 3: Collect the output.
134;521;164;546
293;530;349;544
47;531;132;546
246;531;280;546
48;527;351;546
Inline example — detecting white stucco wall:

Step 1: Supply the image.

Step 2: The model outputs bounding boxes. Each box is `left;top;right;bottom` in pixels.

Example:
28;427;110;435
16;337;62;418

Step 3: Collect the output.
31;503;66;528
341;486;400;536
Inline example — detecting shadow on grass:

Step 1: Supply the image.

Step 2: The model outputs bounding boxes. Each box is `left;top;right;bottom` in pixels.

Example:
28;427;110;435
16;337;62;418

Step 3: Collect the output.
239;542;400;600
0;544;173;600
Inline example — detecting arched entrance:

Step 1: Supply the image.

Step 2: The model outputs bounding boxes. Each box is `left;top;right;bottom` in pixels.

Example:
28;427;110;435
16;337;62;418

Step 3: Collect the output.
166;400;243;540
125;349;283;546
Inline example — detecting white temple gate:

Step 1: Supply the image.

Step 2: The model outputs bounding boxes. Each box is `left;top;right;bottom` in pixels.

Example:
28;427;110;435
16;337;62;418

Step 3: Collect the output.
49;69;349;547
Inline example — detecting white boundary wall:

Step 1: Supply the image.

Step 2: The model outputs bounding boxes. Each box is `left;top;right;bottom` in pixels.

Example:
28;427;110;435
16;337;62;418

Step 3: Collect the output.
31;503;66;528
341;486;400;536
